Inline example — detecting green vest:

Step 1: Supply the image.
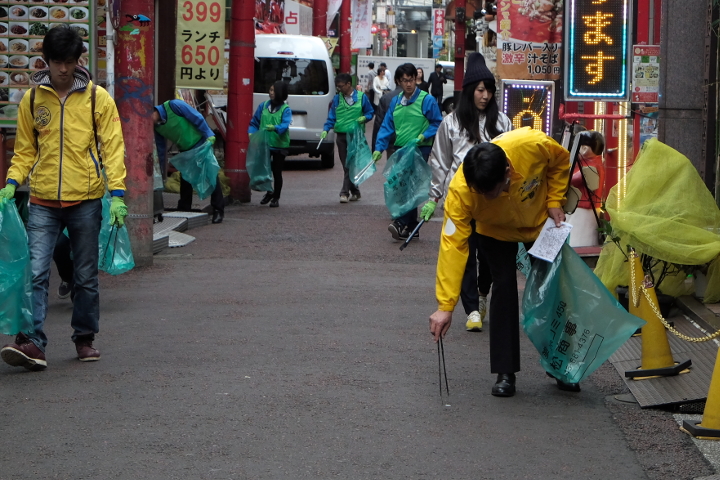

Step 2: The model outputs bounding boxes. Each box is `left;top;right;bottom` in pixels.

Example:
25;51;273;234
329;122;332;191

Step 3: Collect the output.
334;91;365;133
393;90;432;147
154;101;203;151
260;101;290;148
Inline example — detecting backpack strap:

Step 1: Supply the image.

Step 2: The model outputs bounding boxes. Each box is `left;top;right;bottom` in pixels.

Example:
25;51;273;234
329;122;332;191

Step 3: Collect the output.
90;83;104;169
29;86;38;149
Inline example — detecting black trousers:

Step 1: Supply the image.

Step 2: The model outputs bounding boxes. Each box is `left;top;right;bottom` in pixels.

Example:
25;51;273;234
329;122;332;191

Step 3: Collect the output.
335;133;360;197
179;175;225;213
53;232;74;284
460;225;493;314
476;234;533;374
270;150;286;199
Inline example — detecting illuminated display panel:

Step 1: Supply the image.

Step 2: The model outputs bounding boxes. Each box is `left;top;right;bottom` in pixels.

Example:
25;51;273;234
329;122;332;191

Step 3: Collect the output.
564;0;631;101
501;80;554;136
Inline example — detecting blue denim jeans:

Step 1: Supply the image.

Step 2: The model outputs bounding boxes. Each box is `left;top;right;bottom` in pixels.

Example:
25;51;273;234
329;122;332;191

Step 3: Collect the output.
397;145;432;228
27;199;102;351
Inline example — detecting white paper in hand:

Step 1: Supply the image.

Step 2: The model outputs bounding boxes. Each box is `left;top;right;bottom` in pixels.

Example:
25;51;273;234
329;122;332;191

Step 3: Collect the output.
528;218;573;262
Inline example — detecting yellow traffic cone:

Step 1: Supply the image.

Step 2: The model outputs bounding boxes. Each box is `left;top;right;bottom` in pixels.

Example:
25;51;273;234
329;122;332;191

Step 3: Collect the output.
625;252;692;378
682;348;720;439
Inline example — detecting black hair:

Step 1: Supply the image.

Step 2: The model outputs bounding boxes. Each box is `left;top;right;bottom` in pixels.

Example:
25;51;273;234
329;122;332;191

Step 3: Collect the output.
271;80;289;105
435;64;443;70
335;73;352;85
42;25;83;62
377;67;386;75
454;79;504;143
379;62;387;68
368;62;375;69
395;63;417;82
462;143;508;193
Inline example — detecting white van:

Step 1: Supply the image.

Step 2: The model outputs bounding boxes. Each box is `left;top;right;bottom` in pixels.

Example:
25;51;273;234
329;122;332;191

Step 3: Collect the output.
254;34;336;168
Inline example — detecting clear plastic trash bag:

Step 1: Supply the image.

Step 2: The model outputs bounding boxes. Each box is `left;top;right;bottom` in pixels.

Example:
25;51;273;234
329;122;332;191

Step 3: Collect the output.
169;141;220;199
521;243;645;384
382;140;431;219
346;123;375;186
0;199;33;335
246;130;274;192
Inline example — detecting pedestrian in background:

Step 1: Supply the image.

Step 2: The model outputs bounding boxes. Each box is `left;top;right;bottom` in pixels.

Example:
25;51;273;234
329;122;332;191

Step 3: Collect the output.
421;52;512;332
248;80;292;208
428;64;447;106
415;67;430;93
371;83;403;153
321;73;374;203
429;127;572;398
0;25;127;369
372;67;391;106
364;62;377;105
373;63;443;240
153;99;225;223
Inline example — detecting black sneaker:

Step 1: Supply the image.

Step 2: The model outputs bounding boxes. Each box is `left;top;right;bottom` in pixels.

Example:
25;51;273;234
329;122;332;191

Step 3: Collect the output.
269;198;279;208
260;192;274;205
388;221;402;240
58;281;73;299
399;225;419;240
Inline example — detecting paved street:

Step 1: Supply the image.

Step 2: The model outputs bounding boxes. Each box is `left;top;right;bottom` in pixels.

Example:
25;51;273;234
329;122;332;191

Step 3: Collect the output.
0;155;716;479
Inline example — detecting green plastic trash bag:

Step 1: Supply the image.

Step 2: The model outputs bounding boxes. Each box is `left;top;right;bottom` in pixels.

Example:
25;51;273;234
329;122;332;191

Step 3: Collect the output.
382;140;431;219
516;243;531;277
98;193;135;276
346;123;375;186
169;141;220;199
0;199;33;335
246;130;273;192
521;243;645;384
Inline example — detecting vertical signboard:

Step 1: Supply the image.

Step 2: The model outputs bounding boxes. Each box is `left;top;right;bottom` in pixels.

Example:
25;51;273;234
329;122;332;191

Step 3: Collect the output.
284;0;312;35
631;45;659;103
0;3;93;125
432;8;444;59
501;80;554;136
176;0;226;89
496;0;562;80
564;0;632;101
351;0;372;49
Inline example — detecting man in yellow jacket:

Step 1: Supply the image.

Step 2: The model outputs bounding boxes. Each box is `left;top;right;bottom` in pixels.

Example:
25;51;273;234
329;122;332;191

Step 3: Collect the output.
429;127;571;397
0;25;126;370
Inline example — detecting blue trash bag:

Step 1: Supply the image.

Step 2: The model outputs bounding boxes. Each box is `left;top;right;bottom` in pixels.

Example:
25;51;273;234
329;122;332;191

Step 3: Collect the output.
521;243;645;384
169;141;220;199
0;199;33;335
382;140;432;219
516;243;531;277
346;123;375;186
98;193;135;276
246;130;274;192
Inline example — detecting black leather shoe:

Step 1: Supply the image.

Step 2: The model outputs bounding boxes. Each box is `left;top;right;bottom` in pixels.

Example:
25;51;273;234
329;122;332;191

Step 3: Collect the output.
260;192;273;205
546;372;581;392
212;211;224;224
491;373;516;397
269;198;279;208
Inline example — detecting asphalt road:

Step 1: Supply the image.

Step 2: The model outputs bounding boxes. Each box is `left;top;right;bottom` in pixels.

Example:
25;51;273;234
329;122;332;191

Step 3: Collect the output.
0;153;715;479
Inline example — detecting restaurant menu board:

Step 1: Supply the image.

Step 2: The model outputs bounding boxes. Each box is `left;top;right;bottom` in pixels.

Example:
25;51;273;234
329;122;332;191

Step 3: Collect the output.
0;0;93;125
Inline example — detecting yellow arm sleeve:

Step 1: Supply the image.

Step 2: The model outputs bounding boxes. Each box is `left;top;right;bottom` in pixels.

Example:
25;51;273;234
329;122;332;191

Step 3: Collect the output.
6;90;37;185
435;178;474;311
96;86;127;193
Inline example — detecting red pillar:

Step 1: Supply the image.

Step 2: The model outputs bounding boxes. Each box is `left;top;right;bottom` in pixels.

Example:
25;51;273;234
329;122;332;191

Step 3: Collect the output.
453;0;466;95
604;103;619;194
313;0;327;36
339;0;351;73
114;0;154;267
225;0;254;202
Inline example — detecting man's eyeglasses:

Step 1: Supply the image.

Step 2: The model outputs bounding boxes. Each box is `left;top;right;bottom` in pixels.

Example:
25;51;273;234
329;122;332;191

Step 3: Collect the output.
398;77;415;84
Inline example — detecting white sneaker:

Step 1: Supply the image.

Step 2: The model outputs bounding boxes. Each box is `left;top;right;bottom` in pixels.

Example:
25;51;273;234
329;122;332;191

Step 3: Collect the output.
466;310;483;332
478;296;488;323
339;195;349;203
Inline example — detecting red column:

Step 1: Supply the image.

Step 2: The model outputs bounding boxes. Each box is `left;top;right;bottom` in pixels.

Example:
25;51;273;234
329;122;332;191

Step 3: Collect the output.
313;0;327;36
604;102;619;194
453;0;466;94
225;0;254;202
114;0;154;267
339;0;351;73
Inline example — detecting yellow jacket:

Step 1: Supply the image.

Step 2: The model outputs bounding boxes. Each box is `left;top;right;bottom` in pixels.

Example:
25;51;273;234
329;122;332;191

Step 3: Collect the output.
436;127;570;311
7;70;126;200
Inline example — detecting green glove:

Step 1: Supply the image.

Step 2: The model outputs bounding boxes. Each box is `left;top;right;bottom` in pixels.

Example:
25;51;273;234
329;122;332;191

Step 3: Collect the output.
357;116;366;124
417;134;425;142
320;131;328;140
0;183;16;202
372;151;382;163
109;196;128;227
265;125;276;132
208;136;216;145
420;200;437;221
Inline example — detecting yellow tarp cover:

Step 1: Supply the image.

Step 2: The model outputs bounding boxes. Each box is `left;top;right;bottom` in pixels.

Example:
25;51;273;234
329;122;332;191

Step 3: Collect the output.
594;139;720;302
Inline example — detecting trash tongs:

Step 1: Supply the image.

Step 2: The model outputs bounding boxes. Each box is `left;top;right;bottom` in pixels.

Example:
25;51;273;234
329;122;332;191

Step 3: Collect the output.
399;219;425;251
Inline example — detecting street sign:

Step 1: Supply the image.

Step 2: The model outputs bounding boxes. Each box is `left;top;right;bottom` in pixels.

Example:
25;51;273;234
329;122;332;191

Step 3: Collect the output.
564;0;632;101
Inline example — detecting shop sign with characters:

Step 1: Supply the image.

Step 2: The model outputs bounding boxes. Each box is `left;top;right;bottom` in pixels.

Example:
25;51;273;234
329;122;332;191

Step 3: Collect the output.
175;0;225;90
495;0;563;81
